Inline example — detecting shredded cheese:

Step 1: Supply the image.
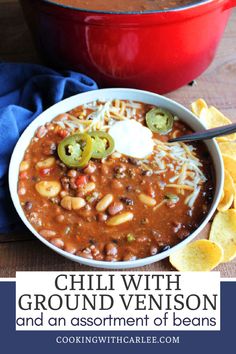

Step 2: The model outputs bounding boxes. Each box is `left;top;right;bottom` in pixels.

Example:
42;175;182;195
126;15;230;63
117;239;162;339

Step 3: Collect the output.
53;99;207;208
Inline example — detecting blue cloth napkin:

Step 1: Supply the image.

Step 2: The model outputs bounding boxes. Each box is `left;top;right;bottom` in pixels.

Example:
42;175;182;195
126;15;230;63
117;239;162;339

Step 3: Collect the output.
0;63;98;233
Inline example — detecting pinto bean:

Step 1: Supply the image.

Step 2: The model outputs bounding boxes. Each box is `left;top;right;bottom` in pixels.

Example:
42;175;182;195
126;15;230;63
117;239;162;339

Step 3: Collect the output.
55;214;65;223
67;169;77;178
42;141;57;156
84;163;96;175
29;212;42;227
69;177;78;190
76;248;93;259
61;177;70;191
114;165;126;174
51;238;64;249
90;245;101;257
64;244;77;254
36;126;47;139
40;229;56;239
105;243;118;256
150;245;158;256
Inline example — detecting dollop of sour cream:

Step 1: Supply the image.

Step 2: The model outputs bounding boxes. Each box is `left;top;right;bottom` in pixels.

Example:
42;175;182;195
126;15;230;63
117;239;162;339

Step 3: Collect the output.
109;120;154;159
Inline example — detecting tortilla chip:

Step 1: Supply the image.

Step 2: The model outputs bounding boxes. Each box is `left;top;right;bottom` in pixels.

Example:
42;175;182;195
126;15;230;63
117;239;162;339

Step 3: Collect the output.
219;142;236;159
222;154;236;182
220;190;224;203
207;107;236;142
209;209;236;262
169;240;223;272
235;184;236;209
192;103;236;142
217;170;235;212
191;99;208;117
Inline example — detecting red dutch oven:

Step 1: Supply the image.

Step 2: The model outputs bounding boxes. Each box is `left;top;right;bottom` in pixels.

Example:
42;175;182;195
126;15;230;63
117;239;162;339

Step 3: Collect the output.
20;0;236;93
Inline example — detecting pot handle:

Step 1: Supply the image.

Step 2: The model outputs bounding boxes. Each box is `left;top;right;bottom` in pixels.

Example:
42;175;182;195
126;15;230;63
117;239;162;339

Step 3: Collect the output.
225;0;236;9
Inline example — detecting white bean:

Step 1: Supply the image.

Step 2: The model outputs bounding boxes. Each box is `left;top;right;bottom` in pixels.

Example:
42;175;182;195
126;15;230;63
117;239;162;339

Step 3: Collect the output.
107;212;134;226
20;161;30;172
61;196;86;211
138;193;156;206
35;181;61;197
36;157;55;170
96;194;114;212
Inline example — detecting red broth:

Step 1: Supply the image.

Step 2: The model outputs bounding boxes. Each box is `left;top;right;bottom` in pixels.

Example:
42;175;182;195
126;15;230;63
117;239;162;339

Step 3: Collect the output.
49;0;196;11
18;99;214;262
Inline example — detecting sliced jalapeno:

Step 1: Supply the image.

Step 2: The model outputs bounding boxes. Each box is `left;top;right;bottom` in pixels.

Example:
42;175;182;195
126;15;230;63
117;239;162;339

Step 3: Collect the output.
89;131;115;159
57;133;93;168
146;107;174;135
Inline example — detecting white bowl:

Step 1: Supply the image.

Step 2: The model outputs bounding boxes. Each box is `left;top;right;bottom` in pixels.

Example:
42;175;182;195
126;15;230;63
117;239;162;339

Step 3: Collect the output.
9;88;224;269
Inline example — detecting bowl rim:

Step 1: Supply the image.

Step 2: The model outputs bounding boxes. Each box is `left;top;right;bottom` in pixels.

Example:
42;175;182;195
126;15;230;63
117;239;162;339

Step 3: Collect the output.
41;0;213;15
9;88;224;269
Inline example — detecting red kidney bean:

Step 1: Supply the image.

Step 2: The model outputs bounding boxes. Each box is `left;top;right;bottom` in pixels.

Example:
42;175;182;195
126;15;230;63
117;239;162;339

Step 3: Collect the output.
42;141;56;156
108;201;124;216
24;201;32;211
